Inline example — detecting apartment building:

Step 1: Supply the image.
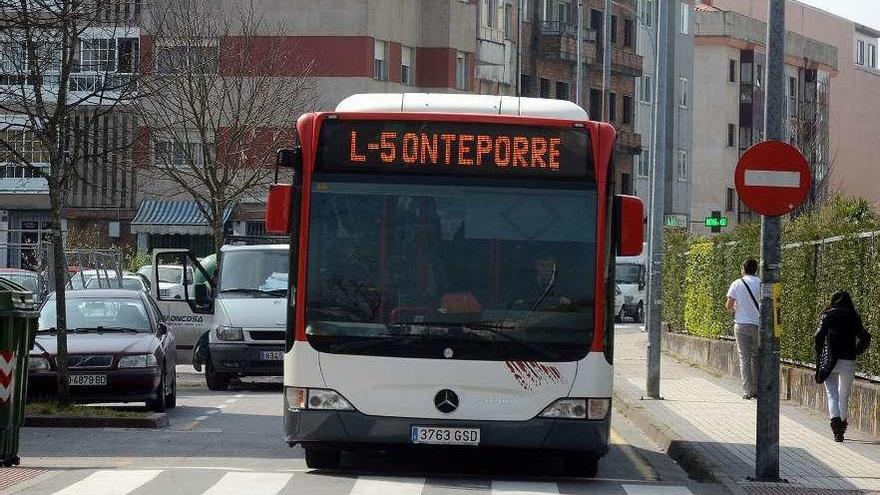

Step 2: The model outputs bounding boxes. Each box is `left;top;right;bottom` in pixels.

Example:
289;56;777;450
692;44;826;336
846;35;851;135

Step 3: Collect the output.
709;0;880;207
690;4;837;233
634;0;694;229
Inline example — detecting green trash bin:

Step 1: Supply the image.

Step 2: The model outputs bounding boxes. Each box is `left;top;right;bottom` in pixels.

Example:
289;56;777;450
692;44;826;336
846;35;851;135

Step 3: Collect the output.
0;277;39;467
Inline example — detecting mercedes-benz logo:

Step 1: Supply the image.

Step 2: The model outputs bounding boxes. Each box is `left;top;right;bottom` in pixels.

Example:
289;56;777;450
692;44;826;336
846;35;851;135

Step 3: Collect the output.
434;389;459;414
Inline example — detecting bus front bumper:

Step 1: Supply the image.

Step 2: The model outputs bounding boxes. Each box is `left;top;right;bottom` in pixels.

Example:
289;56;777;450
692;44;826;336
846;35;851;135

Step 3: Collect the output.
283;397;610;454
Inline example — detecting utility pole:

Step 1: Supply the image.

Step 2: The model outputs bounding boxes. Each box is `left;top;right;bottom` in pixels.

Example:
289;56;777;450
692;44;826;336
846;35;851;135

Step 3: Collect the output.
645;0;674;399
576;0;584;106
755;0;785;482
517;0;524;96
601;0;612;120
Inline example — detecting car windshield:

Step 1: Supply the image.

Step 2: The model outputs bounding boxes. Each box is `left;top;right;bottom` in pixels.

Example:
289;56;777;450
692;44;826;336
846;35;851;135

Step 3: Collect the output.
305;177;597;361
0;273;38;294
615;263;642;284
85;277;143;291
39;297;152;333
218;250;289;297
67;271;119;290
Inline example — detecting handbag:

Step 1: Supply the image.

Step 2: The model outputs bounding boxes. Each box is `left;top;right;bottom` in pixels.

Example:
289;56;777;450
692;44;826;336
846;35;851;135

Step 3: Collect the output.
815;317;836;384
855;323;872;356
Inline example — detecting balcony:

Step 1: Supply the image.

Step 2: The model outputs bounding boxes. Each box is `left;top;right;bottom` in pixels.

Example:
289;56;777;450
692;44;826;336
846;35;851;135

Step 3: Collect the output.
616;129;642;153
610;48;643;77
537;21;598;64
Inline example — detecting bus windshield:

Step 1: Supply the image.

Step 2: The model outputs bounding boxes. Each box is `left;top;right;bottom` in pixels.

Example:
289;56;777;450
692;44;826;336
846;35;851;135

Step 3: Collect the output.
615;263;642;285
305;176;597;361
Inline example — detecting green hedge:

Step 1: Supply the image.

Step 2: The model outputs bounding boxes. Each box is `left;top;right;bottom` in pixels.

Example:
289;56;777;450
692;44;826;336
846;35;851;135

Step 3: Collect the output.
663;197;880;377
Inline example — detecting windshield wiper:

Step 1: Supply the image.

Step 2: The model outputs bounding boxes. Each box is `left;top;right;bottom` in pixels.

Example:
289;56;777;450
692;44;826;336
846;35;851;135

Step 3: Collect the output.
36;327;57;334
71;326;142;333
392;321;560;361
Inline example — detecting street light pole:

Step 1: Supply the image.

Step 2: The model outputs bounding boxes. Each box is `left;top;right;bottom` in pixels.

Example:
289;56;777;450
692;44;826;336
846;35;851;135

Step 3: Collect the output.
576;0;583;106
755;0;785;482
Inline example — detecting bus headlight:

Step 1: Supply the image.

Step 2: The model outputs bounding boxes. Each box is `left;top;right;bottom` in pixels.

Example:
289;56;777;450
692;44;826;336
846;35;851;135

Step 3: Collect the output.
285;387;354;412
539;398;610;420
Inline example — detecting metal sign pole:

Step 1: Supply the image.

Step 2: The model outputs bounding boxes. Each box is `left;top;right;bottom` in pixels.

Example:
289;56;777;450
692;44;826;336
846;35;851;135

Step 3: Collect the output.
755;0;784;482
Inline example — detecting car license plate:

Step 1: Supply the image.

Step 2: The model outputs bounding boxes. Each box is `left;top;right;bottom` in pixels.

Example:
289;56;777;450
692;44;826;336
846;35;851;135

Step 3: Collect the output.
411;426;480;446
260;351;284;361
68;374;107;386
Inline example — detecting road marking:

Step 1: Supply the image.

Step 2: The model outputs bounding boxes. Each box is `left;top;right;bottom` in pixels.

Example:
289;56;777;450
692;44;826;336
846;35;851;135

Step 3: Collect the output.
217;405;228;409
195;415;209;421
234;394;245;398
611;429;659;482
207;410;220;415
349;477;425;495
491;481;559;494
50;470;161;495
225;399;237;403
201;472;293;495
623;485;693;495
744;170;800;188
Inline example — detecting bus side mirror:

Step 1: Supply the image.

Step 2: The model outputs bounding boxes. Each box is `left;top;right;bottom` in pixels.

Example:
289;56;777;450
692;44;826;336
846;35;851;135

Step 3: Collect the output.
266;184;292;234
617;195;644;257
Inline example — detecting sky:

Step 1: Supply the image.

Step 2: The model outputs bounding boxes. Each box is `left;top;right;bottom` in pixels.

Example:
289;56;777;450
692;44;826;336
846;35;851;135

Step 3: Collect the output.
797;0;880;31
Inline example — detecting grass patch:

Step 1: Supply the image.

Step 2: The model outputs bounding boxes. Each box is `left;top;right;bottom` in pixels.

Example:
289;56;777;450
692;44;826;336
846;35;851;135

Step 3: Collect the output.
26;402;152;418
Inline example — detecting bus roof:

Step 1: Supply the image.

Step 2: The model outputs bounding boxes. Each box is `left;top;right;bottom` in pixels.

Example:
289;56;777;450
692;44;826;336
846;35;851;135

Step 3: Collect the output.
335;93;589;121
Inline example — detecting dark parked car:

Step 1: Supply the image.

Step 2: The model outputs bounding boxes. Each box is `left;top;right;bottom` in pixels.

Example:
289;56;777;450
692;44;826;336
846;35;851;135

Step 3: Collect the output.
30;290;177;411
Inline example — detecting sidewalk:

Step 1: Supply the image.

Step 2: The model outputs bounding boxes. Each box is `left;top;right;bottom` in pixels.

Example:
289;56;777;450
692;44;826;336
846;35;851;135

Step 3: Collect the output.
613;328;880;495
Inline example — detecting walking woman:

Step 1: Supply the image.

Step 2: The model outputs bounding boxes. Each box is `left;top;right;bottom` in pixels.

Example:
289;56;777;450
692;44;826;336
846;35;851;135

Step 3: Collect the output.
814;291;872;442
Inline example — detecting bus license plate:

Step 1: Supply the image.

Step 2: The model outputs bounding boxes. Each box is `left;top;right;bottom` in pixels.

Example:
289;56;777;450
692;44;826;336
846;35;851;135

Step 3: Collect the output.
411;426;480;446
260;351;284;361
68;374;107;386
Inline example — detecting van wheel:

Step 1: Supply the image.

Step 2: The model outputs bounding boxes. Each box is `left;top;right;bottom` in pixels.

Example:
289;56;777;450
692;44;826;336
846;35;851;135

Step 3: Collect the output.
304;448;341;470
563;454;599;478
147;372;167;412
205;360;230;391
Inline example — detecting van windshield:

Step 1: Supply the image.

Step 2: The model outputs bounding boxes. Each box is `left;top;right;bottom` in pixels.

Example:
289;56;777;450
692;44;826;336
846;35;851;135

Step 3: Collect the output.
218;250;289;297
615;263;642;284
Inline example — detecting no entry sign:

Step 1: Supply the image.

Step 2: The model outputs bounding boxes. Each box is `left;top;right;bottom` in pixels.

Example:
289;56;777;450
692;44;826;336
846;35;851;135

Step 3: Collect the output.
734;141;811;217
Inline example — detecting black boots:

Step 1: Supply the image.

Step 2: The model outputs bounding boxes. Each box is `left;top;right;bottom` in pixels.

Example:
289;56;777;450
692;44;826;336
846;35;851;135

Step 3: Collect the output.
830;417;845;442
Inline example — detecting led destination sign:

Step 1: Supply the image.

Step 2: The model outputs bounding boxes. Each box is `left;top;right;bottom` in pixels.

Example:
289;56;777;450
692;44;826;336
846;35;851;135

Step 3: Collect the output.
317;120;592;179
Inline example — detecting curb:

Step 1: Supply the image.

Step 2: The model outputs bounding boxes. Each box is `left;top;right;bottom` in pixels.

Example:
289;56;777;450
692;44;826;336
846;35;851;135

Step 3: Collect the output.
24;412;169;429
612;387;747;495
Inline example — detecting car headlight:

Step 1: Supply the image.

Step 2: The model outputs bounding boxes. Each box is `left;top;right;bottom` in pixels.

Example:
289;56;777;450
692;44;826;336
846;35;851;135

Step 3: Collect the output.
285;387;354;411
216;326;244;341
118;354;158;369
539;398;610;420
28;356;50;372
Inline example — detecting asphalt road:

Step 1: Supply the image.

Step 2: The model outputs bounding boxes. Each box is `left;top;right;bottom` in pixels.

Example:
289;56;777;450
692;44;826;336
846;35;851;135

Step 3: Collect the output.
7;324;728;495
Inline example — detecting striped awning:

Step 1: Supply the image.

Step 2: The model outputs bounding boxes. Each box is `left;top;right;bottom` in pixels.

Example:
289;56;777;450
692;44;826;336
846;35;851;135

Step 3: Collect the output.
130;200;234;235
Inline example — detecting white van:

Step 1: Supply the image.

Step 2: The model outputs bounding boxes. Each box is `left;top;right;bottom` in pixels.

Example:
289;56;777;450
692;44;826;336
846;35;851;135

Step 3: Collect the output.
615;253;646;323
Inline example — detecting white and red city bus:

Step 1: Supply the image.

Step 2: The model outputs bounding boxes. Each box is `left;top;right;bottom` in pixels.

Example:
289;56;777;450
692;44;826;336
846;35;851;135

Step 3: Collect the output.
265;93;644;476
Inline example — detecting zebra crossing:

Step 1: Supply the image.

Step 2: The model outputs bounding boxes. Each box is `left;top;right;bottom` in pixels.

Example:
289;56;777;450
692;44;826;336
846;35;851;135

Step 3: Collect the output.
8;468;699;495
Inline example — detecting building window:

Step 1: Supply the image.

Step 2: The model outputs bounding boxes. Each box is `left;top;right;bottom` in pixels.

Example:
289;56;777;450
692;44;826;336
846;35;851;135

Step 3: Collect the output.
504;4;514;38
728;59;737;82
608;92;617;122
80;38;116;72
679;77;688;108
0;129;49;164
374;40;388;80
116;38;139;73
455;51;468;90
522;0;528;18
611;15;618;44
788;76;797;117
555;81;570;101
727;123;736;147
520;73;531;96
856;39;865;65
642;0;653;27
624;19;634;48
401;46;415;85
726;188;736;212
540;77;550;98
589;88;602;117
869;44;878;69
755;64;763;86
638;148;650;177
486;0;497;28
154;140;205;169
621;173;632;195
677;150;687;180
590;9;603;37
680;2;689;35
623;95;633;125
640;75;653;103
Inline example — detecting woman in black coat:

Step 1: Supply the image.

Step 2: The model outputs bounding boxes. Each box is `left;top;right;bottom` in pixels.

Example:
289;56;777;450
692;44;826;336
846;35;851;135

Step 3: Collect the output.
814;291;870;442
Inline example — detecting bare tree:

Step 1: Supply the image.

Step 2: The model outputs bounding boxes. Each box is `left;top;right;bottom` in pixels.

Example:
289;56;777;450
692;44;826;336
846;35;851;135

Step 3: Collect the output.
790;70;834;213
138;0;316;252
0;0;142;405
